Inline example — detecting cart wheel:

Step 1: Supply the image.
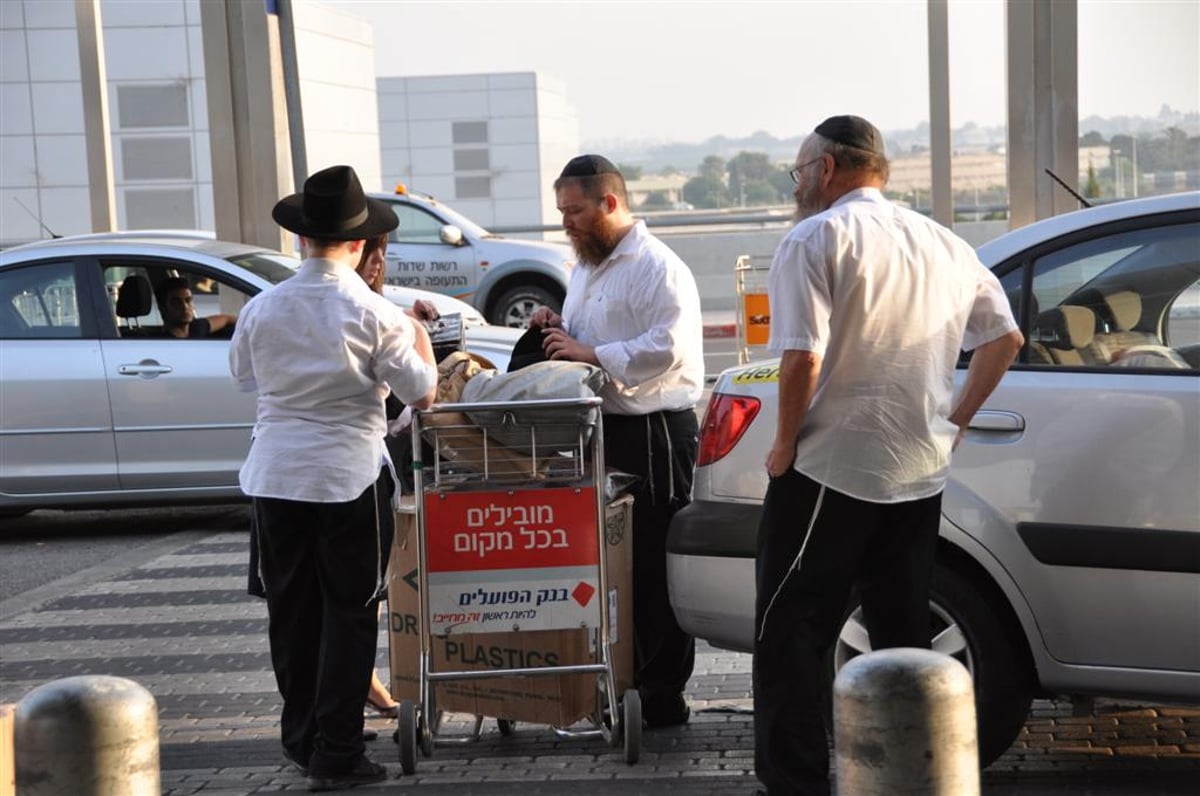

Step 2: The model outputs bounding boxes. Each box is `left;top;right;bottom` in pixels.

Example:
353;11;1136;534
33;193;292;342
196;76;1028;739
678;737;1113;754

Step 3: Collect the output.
622;689;641;764
397;700;418;775
418;709;435;758
497;718;516;736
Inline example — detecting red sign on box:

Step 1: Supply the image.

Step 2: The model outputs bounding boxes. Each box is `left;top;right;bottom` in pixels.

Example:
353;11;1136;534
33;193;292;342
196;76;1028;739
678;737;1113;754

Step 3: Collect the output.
424;488;599;573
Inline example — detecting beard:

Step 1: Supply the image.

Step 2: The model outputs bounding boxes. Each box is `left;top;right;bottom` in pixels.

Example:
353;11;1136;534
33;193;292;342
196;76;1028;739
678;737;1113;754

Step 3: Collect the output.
792;180;826;222
570;215;624;267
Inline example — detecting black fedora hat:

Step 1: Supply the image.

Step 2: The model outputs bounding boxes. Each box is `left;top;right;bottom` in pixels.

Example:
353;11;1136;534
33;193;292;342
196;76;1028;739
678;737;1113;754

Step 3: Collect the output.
272;165;398;240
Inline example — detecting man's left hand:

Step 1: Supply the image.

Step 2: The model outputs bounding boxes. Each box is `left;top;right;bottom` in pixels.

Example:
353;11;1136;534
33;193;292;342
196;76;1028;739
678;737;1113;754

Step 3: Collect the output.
541;327;597;365
410;300;439;322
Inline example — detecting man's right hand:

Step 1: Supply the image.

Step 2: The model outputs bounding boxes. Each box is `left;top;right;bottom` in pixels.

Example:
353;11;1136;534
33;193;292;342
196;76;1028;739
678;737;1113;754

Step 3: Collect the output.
528;306;562;329
765;440;797;479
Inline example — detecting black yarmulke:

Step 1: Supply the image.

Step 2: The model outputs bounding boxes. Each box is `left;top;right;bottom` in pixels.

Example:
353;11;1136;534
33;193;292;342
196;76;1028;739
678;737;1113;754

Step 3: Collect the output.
813;115;886;156
559;154;620;179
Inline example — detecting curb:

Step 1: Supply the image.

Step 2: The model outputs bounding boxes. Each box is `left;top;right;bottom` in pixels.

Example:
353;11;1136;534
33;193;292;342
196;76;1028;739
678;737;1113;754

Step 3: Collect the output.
703;323;736;339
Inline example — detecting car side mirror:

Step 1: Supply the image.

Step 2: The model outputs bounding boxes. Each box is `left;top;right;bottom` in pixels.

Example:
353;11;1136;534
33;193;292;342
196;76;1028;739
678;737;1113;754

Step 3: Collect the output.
439;225;465;246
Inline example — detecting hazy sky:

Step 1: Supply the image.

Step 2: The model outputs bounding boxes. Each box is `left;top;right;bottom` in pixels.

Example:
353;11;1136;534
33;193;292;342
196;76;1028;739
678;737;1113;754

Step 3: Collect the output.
331;0;1200;143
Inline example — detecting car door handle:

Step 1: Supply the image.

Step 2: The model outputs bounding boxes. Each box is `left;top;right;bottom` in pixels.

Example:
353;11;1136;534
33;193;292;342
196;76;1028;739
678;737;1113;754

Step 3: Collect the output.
968;410;1025;432
118;361;173;377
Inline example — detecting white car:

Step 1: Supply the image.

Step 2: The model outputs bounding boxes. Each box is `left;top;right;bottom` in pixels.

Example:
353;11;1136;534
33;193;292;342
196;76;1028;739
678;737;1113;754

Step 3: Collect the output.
373;187;575;328
666;191;1200;765
0;233;521;515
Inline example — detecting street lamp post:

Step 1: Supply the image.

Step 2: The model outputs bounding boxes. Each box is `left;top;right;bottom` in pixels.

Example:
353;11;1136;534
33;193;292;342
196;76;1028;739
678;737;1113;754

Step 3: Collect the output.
1131;136;1139;198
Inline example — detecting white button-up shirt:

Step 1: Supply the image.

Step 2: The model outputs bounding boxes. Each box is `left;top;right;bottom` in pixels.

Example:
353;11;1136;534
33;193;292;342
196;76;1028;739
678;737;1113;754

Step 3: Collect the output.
230;257;437;503
768;187;1018;503
561;220;704;415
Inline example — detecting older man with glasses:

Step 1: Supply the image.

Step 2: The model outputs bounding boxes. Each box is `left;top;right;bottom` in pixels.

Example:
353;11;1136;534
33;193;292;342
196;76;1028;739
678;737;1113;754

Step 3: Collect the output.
751;115;1024;796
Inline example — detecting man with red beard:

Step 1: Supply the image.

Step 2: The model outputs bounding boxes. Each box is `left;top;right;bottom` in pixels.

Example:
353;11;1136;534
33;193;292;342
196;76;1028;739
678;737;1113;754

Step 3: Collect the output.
752;116;1023;795
529;154;704;729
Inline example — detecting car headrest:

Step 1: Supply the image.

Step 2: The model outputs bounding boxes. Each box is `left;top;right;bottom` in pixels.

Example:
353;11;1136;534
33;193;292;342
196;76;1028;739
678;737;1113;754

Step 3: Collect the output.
1033;306;1096;350
116;275;153;318
1102;290;1141;332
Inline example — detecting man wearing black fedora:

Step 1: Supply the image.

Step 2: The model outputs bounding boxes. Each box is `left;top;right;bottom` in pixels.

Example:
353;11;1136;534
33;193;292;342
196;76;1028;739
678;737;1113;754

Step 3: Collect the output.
230;165;438;791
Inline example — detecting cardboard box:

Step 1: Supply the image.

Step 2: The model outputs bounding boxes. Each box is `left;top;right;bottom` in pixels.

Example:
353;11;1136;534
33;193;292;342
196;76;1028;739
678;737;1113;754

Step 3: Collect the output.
387;493;633;727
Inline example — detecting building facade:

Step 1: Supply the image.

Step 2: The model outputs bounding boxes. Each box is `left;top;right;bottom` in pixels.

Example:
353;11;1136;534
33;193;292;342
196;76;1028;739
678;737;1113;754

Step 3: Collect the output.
377;72;579;233
0;0;380;246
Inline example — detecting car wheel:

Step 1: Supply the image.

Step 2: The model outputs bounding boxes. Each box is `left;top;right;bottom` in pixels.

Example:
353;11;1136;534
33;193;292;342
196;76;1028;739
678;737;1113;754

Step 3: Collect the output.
828;564;1034;767
488;284;562;328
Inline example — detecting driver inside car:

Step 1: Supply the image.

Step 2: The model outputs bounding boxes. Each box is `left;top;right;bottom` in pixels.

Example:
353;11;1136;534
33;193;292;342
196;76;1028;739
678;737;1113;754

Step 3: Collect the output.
154;276;237;338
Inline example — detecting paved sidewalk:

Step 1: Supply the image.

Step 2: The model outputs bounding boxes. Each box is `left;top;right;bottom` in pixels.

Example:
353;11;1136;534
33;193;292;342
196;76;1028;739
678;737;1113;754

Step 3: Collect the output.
2;527;1197;795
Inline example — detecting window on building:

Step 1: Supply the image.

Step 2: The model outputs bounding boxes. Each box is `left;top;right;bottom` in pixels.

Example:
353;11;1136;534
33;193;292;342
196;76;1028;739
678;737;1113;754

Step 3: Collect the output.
451;121;488;145
117;85;190;128
453;149;490;171
121;137;194;180
455;177;491;199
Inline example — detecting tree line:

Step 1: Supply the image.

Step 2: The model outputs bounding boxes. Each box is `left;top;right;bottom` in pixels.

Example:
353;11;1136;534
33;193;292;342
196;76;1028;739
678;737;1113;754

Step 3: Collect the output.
623;126;1199;210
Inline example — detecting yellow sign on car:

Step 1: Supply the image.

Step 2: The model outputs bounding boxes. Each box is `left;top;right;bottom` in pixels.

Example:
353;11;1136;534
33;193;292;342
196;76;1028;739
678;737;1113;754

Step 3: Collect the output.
731;365;780;384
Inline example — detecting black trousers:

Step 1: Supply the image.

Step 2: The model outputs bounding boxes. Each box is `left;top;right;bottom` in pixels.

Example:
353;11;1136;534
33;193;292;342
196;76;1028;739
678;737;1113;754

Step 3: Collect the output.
254;468;394;777
753;469;941;796
602;409;699;711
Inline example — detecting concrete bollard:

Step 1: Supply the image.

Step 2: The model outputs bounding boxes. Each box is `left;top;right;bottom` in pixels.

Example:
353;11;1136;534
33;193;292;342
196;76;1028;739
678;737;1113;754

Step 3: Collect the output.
15;676;159;796
833;648;978;796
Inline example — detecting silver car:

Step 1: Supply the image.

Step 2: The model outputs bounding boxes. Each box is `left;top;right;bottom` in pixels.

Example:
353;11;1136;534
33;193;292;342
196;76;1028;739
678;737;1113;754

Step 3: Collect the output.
666;191;1200;765
0;234;520;515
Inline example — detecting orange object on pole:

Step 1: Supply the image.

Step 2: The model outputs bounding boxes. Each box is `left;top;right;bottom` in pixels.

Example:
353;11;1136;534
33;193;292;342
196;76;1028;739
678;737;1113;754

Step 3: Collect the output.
0;704;13;796
743;292;771;346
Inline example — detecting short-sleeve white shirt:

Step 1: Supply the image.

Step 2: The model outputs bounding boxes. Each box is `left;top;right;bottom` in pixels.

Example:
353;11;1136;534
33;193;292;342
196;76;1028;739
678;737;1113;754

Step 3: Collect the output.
229;257;437;503
561;220;705;415
768;188;1018;502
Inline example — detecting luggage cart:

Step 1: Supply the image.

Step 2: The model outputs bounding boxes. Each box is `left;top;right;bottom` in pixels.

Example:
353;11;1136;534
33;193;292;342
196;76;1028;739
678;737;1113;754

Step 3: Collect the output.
396;396;640;773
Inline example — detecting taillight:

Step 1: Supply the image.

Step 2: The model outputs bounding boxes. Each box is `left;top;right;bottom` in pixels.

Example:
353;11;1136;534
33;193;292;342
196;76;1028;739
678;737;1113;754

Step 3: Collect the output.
697;393;761;466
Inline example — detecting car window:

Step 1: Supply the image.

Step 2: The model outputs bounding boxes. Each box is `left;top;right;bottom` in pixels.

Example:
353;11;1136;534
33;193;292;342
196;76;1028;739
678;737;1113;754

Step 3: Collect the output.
224;252;298;284
0;261;83;339
102;261;252;340
389;203;452;245
1018;220;1198;370
1166;278;1200;349
1030;246;1136;309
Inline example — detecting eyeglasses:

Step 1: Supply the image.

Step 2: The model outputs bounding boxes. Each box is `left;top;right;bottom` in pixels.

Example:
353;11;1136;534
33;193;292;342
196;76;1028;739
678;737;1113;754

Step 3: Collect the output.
789;158;823;185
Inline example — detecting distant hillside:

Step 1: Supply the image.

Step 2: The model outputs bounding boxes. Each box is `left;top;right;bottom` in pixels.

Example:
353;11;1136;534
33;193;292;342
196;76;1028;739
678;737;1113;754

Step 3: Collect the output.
588;107;1200;176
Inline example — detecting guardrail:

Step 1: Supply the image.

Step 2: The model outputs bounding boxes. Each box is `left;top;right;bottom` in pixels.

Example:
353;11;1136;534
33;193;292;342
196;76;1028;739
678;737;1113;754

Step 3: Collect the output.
486;203;1016;236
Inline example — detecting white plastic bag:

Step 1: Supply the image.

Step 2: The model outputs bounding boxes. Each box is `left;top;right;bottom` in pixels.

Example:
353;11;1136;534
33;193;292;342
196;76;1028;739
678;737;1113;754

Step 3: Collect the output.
460;360;608;455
